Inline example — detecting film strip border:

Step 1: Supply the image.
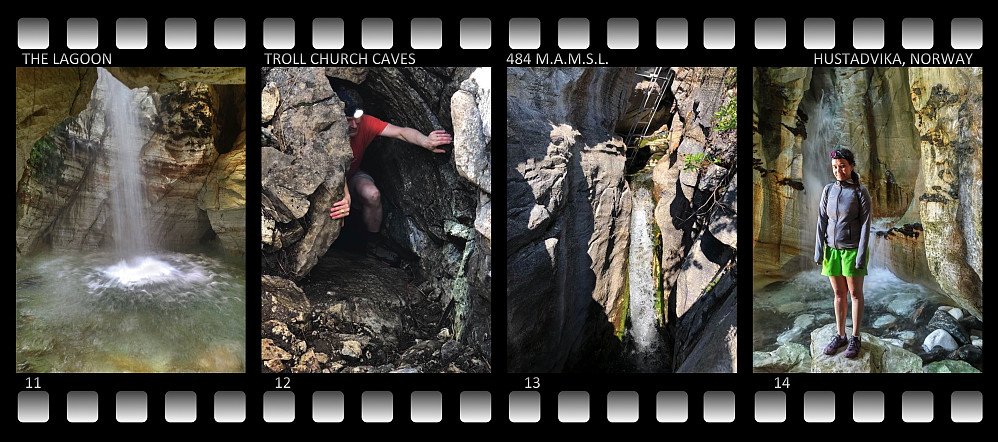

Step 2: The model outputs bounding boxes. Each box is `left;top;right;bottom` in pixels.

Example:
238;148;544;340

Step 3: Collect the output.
15;14;985;426
17;16;493;50
18;389;985;423
507;17;983;50
17;16;984;51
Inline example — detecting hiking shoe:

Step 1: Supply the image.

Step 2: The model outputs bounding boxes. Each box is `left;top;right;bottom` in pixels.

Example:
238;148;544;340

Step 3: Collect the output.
823;334;848;355
844;335;862;358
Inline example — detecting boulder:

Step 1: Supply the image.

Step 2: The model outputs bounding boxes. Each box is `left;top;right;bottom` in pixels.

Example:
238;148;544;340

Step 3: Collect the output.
923;360;980;373
753;342;811;373
810;324;921;373
928;309;971;346
922;329;959;353
260;67;352;278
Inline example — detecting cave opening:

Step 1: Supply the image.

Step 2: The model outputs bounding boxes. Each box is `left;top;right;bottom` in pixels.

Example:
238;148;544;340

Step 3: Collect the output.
269;67;490;373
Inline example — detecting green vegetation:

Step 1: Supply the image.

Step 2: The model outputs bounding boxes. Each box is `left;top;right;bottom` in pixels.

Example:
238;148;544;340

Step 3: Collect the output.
652;222;665;327
636;132;668;149
616;268;630;341
28;136;62;181
683;151;721;172
713;95;737;132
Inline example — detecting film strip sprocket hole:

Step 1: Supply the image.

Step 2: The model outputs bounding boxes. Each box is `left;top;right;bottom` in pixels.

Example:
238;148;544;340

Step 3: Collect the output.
16;14;983;425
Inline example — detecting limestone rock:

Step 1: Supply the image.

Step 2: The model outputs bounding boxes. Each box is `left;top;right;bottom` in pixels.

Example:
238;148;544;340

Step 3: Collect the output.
751;67;811;289
451;67;492;194
340;341;363;361
260;67;352;279
142;82;219;250
261;82;279;123
261;339;293;360
753;342;811;373
198;142;246;256
810;324;921;373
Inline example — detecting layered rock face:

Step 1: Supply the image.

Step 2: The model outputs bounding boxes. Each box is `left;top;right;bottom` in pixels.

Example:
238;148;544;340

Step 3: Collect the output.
753;67;982;321
507;67;635;372
652;67;738;373
15;69;247;257
751;67;812;288
909;68;983;320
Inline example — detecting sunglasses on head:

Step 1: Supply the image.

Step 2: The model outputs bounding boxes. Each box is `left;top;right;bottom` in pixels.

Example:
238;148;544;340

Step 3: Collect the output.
830;150;846;159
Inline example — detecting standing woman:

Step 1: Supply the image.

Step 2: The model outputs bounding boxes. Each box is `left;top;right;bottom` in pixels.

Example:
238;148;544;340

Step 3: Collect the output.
816;148;872;358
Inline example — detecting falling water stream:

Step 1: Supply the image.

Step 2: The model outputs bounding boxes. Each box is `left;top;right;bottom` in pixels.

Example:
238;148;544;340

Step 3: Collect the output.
15;69;245;373
623;178;669;372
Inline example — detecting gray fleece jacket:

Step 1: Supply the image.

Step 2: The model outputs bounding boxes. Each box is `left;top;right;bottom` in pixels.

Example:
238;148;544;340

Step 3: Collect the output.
814;170;872;268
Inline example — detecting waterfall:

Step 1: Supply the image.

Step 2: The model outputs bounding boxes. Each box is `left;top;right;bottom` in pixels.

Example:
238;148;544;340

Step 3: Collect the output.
99;68;149;258
800;92;839;266
627;186;663;371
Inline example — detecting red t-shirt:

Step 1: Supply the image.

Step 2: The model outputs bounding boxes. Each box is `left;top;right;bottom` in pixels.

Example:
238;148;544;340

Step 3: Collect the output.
347;114;389;179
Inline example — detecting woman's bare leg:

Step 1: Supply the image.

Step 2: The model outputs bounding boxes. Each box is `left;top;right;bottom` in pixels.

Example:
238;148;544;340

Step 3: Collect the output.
829;275;848;336
846;276;865;336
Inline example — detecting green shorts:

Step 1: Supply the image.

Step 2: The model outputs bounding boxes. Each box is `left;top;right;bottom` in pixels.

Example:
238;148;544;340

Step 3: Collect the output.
820;246;868;277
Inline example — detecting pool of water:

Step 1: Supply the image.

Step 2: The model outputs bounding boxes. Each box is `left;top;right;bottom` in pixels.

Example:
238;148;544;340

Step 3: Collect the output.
753;269;953;354
16;250;245;373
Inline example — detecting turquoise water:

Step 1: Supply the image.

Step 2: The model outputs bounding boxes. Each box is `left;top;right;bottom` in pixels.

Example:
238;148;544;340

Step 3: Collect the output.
753;269;953;354
16;250;245;373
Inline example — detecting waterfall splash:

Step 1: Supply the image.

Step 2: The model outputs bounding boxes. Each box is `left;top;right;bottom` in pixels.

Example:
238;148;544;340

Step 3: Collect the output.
626;187;666;372
98;68;179;285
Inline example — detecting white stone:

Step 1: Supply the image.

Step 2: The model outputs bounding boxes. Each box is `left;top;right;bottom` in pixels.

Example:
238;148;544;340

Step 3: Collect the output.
972;337;982;348
945;307;964;320
922;329;959;352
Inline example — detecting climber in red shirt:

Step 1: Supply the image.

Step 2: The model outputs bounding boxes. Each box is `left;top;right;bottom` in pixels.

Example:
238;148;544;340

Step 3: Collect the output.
328;87;452;256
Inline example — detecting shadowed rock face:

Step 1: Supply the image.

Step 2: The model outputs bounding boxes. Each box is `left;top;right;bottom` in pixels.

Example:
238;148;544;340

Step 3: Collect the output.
507;67;636;372
15;69;247;257
652;67;738;373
